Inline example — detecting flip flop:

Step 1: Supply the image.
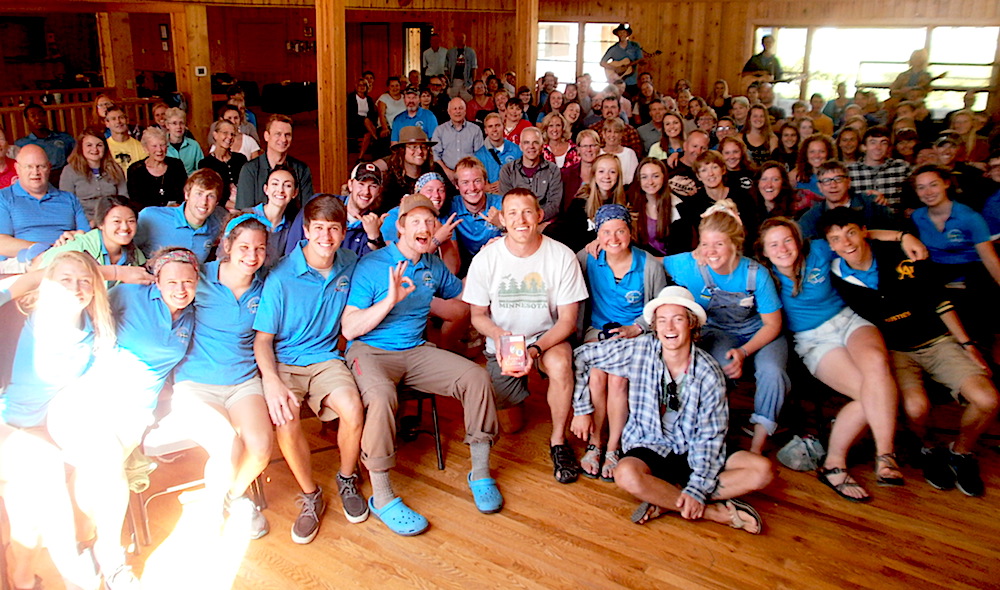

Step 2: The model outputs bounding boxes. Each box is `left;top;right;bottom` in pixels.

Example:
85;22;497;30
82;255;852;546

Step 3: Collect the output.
725;499;763;534
817;466;872;503
468;472;504;514
630;501;664;525
368;497;429;536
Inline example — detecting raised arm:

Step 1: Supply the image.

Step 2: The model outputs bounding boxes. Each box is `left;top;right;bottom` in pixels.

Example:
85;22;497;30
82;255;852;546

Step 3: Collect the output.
341;261;414;340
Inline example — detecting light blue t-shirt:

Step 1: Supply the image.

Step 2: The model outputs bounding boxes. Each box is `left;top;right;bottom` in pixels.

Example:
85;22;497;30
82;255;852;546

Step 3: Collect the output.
347;242;462;351
911;202;991;266
449;193;503;257
174;261;264;385
108;282;195;409
253;241;358;366
391;109;438;141
664;252;781;315
586;248;647;329
0;314;94;428
135;205;225;264
774;240;846;333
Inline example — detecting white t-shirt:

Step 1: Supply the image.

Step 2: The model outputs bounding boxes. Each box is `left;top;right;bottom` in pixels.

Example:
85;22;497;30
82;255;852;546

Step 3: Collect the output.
463;236;589;354
357;94;370;118
601;147;639;185
378;94;406;127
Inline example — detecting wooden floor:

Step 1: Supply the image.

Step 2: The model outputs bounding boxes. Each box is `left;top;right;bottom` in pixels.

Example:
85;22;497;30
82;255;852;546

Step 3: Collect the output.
21;370;1000;590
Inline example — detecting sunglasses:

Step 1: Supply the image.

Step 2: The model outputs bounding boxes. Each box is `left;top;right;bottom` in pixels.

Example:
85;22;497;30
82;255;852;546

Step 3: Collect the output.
660;380;680;414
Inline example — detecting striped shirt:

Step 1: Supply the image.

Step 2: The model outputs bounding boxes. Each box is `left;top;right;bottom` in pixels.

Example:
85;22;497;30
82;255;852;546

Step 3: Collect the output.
847;158;911;214
0;180;90;260
573;334;729;503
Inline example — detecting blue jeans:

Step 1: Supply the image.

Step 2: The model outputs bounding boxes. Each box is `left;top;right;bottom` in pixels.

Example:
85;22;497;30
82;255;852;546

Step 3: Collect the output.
701;327;790;435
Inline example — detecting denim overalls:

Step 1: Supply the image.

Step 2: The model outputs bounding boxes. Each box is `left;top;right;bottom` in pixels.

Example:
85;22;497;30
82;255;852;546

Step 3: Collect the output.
697;260;789;435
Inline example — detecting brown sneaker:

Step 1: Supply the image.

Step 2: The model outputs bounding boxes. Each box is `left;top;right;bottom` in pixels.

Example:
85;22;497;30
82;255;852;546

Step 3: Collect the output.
337;473;370;523
291;487;326;544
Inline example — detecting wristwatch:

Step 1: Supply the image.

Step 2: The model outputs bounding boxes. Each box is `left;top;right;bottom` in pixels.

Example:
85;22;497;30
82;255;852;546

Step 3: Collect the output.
527;344;543;358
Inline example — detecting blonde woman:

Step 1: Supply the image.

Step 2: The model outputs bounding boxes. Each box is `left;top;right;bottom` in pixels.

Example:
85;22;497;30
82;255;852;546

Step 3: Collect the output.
600;117;638;185
540;112;579;169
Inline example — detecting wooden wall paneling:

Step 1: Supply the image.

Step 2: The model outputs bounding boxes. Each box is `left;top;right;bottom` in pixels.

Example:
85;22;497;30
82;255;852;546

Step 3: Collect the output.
170;5;212;143
97;12;137;98
316;0;348;192
513;0;539;98
361;23;392;89
345;22;364;86
129;13;173;73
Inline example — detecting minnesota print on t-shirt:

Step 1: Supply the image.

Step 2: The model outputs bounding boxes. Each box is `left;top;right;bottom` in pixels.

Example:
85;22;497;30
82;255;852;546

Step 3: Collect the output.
497;273;547;309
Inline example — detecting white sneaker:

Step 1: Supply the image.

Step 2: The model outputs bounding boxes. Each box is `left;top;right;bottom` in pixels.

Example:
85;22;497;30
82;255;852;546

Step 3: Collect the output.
226;493;270;540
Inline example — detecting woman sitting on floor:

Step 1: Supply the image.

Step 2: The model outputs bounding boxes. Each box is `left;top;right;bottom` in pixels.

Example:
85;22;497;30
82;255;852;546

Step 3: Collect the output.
756;217;911;501
572;204;668;481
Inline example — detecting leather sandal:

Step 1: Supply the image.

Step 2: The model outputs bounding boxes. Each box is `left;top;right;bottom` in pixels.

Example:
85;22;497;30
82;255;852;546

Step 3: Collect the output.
875;453;905;487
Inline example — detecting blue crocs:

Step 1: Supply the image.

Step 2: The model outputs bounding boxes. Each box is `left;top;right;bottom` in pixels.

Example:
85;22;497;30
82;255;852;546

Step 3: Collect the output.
368;497;429;536
468;472;504;514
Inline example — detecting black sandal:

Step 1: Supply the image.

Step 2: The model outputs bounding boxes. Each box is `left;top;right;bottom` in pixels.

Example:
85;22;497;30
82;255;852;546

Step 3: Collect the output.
817;466;871;503
550;444;580;484
875;453;905;487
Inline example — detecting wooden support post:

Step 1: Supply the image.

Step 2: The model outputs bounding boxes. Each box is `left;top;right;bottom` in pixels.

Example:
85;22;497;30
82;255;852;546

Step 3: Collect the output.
513;0;538;104
97;12;137;99
315;0;348;193
170;5;212;145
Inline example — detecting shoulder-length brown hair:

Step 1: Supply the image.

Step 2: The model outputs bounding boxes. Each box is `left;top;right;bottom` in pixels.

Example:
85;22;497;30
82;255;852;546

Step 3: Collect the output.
67;128;125;184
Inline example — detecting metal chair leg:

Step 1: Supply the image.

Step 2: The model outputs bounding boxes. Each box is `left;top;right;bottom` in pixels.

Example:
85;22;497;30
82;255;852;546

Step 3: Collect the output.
430;396;444;470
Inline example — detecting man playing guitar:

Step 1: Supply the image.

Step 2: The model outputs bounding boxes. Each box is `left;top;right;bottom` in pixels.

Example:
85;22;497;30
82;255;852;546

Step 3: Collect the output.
601;24;648;94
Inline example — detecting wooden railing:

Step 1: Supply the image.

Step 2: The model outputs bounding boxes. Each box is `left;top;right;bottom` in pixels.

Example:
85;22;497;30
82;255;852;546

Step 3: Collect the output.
0;87;117;109
0;98;156;142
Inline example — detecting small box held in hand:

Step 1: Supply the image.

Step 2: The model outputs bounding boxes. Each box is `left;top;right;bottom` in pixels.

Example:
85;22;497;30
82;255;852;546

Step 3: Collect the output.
499;334;528;372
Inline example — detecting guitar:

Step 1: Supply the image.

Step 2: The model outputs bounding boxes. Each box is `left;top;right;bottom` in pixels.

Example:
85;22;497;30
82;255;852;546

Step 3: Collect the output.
602;50;663;82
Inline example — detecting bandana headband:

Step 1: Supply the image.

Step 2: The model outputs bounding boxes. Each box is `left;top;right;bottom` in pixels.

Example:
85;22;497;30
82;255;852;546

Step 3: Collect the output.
149;249;199;277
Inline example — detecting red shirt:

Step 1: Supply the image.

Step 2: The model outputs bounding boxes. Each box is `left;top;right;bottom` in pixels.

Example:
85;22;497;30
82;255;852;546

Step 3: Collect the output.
504;119;532;144
0;158;16;189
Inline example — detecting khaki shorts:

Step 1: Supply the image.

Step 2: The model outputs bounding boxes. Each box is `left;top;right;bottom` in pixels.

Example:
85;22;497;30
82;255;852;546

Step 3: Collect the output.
890;338;987;398
278;359;358;421
172;377;264;410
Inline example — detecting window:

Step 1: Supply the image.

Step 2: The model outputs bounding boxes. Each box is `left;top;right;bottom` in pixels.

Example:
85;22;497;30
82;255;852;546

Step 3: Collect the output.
756;25;998;114
536;22;618;90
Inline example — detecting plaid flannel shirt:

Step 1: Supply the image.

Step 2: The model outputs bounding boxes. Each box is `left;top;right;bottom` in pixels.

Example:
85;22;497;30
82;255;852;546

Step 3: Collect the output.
847;158;911;214
572;334;729;503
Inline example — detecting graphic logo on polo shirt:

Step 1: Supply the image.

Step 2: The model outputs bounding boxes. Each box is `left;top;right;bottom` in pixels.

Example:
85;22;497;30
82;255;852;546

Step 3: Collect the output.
624;290;642;304
246;296;260;314
335;275;351;292
421;270;435;289
946;229;965;244
175;327;191;341
807;268;826;285
497;272;547;309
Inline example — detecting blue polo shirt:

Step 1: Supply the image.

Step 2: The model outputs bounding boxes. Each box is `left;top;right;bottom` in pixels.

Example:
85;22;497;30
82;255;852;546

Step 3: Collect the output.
380;207;452;244
449;193;503;256
251;203;292;269
586;247;648;329
391;109;439;141
0;180;90;260
109;282;195;408
253;241;358;366
347;242;462;351
0;314;94;428
664;253;782;314
911;202;991;266
167;136;205;176
174;261;264;385
285;195;374;259
474;141;522;183
15;132;75;169
835;255;879;289
774;240;846;333
983;188;1000;239
135;205;225;263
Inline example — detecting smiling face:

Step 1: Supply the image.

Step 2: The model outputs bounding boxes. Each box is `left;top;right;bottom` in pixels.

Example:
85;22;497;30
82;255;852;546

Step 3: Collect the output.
397;207;439;257
348;178;380;213
214;121;237;151
749;107;767;130
716;121;736;140
14;145;51;195
863;135;890;164
264;169;298;210
825;223;870;269
806;139;828;168
781;127;799;150
594;158;619;193
520;129;543;161
225;227;268;276
696;162;725;190
184;185;220;227
914;171;950;208
798;118;815;137
145;135;167;163
500;194;543;247
546;117;565;142
485;117;504;143
663;115;682;139
403;143;428;167
157;261;198;315
757;167;784;203
419;178;448;210
80;134;105;166
264;121;293;155
165;116;186;142
105;110;129;135
457;166;486;209
563;102;581;123
448;98;467;124
654;304;693;352
404;92;419;110
602;127;622;148
838;131;858;156
304;218;345;259
721;142;742;171
731;101;748;122
99;205;137;249
761;224;800;274
639;162;664;196
222;109;241;128
698;229;737;273
46;257;95;311
598;218;630;256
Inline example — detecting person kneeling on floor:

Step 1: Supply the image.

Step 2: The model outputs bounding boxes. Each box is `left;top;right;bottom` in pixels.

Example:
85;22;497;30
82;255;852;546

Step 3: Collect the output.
573;286;774;534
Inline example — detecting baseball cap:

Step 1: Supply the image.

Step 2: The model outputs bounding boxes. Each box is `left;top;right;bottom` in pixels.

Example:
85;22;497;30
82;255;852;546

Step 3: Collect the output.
350;162;383;185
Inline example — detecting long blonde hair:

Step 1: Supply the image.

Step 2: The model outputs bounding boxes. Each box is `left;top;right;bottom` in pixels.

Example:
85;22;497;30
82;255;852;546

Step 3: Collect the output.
19;251;116;352
583;153;626;219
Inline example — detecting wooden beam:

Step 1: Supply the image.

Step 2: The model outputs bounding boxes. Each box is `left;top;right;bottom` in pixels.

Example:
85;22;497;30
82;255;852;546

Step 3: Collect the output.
513;0;539;101
170;5;212;145
97;12;138;98
316;0;348;193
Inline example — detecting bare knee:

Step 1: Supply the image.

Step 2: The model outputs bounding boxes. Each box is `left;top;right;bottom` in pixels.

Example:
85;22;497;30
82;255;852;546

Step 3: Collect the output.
749;455;775;490
901;389;930;423
962;377;1000;416
613;458;644;494
241;428;274;461
607;375;628;400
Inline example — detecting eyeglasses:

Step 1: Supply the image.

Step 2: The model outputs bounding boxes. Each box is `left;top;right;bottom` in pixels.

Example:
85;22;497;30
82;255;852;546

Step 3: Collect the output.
578;143;600;149
818;175;848;186
660;381;680;413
